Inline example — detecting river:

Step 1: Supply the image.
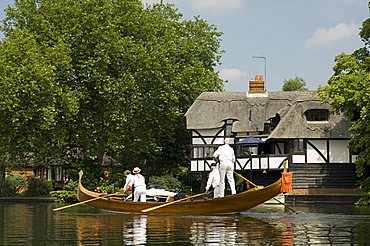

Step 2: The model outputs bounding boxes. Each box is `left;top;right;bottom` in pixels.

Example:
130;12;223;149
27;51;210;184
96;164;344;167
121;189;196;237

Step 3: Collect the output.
0;202;369;245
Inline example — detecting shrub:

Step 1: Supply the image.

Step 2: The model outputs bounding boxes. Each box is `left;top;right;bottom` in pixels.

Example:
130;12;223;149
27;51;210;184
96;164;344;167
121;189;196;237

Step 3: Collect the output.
149;175;182;192
23;176;53;197
50;180;79;203
6;175;27;194
0;179;16;197
356;177;370;206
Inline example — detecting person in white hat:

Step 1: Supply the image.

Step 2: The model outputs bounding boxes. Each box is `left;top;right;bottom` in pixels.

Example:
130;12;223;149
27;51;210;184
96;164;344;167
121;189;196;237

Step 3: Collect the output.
213;138;236;197
124;167;146;202
205;162;221;198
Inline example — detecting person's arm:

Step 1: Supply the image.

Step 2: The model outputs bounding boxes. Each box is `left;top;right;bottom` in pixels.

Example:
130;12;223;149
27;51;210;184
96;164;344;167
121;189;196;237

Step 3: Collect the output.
213;147;221;159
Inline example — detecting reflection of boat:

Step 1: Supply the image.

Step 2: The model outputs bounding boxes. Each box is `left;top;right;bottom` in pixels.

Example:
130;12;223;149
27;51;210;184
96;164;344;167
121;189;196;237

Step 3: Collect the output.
77;171;288;215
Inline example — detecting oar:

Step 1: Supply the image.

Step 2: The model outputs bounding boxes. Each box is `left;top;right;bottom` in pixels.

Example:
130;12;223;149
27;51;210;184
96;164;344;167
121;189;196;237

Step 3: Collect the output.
233;171;298;214
141;192;209;213
53;191;123;212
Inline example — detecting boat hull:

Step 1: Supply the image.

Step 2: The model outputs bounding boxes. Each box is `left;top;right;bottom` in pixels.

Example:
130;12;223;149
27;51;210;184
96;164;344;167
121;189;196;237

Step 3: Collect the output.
78;177;282;215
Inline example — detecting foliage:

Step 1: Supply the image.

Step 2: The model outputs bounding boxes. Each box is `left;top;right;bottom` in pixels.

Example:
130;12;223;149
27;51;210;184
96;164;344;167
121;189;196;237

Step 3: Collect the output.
50;180;78;203
317;4;370;204
149;174;183;192
356;177;370;206
6;174;27;194
282;76;308;91
23;176;53;197
0;0;223;177
0;179;16;197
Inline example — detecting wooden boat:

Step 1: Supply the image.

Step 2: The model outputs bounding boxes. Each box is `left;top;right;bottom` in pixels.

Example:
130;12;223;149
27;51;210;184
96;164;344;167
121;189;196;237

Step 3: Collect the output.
77;171;287;215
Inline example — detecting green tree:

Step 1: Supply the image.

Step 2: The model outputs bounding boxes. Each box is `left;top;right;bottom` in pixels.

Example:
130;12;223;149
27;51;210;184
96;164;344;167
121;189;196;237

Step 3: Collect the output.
0;0;223;178
317;3;370;196
282;76;308;91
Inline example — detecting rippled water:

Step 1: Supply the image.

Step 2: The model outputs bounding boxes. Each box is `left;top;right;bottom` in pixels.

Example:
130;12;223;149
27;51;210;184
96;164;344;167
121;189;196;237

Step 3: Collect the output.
0;202;369;245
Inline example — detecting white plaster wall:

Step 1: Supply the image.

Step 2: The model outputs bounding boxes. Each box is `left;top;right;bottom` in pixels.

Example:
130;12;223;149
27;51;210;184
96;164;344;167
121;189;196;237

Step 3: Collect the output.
329;140;350;163
293;154;305;163
192;129;224;144
307;140;327;163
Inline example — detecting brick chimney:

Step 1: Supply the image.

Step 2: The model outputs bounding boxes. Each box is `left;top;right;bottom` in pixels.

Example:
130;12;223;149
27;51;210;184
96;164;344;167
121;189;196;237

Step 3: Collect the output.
249;75;265;93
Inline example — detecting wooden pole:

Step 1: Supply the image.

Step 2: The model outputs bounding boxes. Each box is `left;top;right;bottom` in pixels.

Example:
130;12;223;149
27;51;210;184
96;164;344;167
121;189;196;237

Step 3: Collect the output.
233;171;259;187
141;192;208;213
53;191;122;212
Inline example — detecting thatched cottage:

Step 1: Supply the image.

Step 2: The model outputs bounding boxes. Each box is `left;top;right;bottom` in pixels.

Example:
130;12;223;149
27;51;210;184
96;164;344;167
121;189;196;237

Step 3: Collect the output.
185;76;358;197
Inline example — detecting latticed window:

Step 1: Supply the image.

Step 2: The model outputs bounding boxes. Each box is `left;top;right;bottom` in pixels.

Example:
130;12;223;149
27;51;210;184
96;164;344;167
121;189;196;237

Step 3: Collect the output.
305;109;329;121
192;146;216;158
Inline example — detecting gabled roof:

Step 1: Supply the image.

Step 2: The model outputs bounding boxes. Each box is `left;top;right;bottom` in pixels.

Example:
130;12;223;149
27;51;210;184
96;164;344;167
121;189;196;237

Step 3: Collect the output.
185;91;352;139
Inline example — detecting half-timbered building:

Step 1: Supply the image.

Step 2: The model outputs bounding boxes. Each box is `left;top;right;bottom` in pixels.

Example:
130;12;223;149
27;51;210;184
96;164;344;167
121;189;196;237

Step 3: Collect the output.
185;76;359;197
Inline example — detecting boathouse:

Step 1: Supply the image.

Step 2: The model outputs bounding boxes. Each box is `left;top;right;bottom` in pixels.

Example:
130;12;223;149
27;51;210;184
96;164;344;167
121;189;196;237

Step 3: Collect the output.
185;75;359;200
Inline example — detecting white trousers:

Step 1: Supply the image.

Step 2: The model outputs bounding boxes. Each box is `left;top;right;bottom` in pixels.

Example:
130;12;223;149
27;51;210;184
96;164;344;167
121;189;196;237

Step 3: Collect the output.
219;161;236;197
134;186;146;202
213;185;222;198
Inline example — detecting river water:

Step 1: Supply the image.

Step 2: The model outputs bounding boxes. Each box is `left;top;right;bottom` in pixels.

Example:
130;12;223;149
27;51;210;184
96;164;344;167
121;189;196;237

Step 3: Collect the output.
0;202;369;245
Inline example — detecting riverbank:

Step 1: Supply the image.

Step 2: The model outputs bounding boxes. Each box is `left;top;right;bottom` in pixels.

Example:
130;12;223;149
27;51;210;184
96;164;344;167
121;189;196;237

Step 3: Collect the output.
0;196;56;202
285;188;361;204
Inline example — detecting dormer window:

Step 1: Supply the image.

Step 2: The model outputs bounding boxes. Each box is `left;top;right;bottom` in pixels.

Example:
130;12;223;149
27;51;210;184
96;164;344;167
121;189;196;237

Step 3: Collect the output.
305;109;329;122
225;119;234;137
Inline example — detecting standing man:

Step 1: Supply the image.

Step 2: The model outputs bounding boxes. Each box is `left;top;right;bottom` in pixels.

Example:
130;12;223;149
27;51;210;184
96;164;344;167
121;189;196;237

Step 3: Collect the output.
205;162;221;198
213;138;236;197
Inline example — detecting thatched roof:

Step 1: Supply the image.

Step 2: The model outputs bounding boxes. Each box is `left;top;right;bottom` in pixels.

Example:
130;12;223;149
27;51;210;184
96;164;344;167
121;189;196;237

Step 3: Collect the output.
185;91;352;139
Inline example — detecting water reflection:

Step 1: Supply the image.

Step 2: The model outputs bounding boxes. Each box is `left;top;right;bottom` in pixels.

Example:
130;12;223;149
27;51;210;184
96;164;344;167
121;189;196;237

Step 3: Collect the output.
0;202;370;245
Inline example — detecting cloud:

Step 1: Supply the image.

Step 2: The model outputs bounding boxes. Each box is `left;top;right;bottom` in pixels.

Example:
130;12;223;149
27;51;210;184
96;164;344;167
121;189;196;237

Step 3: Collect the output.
142;0;245;15
219;68;247;82
188;0;245;15
305;22;359;48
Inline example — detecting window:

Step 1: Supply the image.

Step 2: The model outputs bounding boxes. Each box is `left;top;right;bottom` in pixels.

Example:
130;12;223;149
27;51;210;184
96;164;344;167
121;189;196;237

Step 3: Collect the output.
292;139;304;153
192;146;216;158
225;119;234;137
305;109;329;121
237;145;258;157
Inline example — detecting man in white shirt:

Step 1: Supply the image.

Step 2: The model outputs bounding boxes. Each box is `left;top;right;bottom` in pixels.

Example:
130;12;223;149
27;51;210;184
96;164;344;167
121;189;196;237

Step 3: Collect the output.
125;167;147;202
213;138;236;197
205;163;221;198
123;170;134;195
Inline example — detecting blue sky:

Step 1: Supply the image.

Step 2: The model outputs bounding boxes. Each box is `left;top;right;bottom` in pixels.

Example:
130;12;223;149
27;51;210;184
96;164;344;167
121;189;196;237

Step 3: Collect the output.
1;0;369;92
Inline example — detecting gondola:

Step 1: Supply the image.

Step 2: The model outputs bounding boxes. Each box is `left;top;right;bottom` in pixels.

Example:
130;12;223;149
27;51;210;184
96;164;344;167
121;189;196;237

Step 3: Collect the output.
77;169;291;215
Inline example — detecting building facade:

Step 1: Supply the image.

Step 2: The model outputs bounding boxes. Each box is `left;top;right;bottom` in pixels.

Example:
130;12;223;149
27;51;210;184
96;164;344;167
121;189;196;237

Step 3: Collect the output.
185;76;358;194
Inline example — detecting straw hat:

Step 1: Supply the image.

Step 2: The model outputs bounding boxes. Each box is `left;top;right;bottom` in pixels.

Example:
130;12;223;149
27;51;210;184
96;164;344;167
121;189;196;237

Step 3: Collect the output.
133;167;141;174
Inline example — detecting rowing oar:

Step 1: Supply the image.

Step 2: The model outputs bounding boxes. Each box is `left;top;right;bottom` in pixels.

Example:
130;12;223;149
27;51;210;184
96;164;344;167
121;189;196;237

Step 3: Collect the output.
233;171;298;214
52;191;123;212
141;192;209;213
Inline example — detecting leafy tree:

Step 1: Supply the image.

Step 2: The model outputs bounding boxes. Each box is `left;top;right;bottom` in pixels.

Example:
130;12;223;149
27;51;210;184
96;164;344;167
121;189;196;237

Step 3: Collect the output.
282;76;308;91
317;3;370;195
0;0;223;178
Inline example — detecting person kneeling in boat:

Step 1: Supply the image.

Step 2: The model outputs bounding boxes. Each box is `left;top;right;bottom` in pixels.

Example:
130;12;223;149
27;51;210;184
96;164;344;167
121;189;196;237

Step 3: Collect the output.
124;167;147;202
205;162;222;198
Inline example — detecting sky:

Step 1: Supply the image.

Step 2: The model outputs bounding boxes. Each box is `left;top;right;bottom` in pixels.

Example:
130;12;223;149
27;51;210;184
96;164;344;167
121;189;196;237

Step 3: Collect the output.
1;0;369;92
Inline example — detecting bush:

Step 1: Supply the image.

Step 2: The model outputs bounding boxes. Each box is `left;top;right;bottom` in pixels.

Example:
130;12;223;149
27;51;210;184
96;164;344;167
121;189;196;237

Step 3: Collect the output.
6;175;27;194
0;179;16;197
356;177;370;206
149;175;182;192
50;180;78;203
23;176;53;197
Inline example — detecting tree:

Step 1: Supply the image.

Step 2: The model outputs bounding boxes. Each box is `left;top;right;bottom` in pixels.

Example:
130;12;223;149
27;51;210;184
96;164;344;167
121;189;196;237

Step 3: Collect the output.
0;0;224;178
317;2;370;195
282;76;308;91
